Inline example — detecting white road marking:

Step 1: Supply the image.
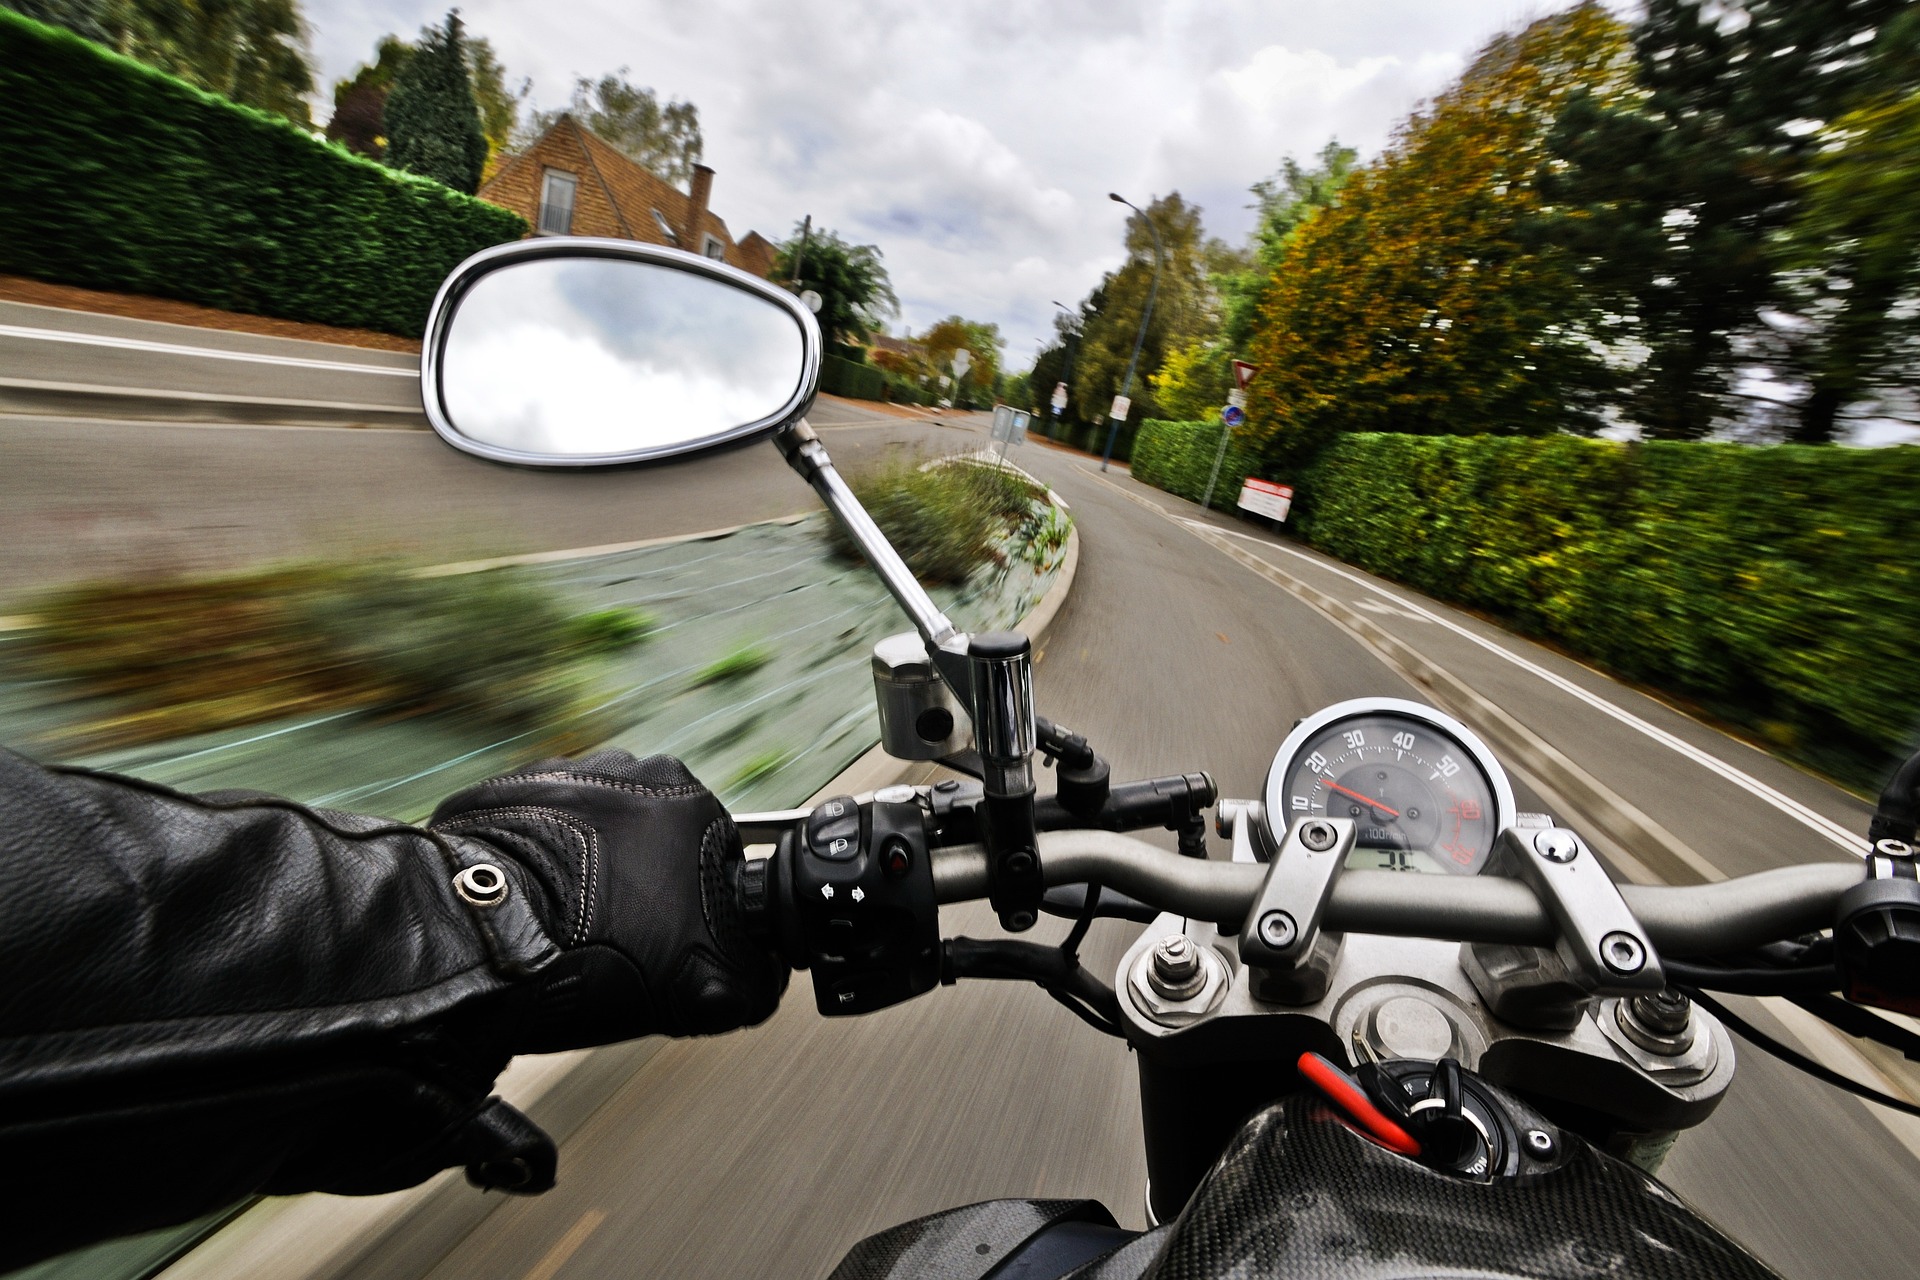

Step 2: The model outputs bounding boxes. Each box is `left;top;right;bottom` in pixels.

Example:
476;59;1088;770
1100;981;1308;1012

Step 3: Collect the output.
0;323;417;376
1085;475;1867;856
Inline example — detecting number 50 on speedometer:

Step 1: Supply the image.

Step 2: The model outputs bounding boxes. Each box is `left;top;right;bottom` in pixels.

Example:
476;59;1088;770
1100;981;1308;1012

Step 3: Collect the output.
1263;698;1516;875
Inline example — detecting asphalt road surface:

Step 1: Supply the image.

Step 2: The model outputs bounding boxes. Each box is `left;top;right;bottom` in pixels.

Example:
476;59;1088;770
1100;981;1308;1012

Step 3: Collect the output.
0;391;957;600
335;420;1914;1280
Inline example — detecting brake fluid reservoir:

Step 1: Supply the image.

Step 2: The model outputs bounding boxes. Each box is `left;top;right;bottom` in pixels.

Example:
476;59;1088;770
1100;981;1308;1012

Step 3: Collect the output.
871;632;970;760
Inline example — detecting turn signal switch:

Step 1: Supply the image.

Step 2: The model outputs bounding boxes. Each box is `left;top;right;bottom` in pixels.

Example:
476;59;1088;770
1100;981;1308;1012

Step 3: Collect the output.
737;794;941;1016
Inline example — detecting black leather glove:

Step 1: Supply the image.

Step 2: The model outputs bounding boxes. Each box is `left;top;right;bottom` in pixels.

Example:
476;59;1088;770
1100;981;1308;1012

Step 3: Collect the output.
430;749;788;1052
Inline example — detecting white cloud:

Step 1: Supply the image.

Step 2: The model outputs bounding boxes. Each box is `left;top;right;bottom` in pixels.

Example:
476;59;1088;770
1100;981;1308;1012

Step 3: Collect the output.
304;1;1560;363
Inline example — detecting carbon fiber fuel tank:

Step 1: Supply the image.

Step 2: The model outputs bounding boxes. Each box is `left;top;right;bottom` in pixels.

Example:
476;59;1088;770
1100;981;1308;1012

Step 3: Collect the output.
824;1094;1784;1279
1119;1094;1783;1280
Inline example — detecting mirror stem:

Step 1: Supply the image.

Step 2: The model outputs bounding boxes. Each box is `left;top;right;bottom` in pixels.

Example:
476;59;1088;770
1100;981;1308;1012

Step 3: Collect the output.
775;420;965;657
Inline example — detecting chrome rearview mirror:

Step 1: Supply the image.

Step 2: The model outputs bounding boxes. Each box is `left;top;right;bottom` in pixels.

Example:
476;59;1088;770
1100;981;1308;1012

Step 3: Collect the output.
420;240;820;466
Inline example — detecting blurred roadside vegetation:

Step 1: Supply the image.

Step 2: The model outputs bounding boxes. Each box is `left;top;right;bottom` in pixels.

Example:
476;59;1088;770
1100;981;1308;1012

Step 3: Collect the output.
1023;1;1920;456
17;563;652;752
825;459;1060;584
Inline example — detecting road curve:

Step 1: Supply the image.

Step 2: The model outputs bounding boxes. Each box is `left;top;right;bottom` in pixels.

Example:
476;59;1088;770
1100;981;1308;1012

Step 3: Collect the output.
371;422;1920;1280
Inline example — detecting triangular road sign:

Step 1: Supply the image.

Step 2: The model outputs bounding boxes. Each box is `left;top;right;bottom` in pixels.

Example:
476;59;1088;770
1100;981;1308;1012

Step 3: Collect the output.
1232;360;1258;392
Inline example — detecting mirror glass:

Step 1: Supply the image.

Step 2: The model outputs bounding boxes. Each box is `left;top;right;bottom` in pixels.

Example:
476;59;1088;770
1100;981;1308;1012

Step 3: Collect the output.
436;256;809;459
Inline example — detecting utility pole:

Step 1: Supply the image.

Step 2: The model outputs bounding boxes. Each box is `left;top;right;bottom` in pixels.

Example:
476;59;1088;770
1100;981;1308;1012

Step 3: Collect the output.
1102;193;1163;473
789;213;812;290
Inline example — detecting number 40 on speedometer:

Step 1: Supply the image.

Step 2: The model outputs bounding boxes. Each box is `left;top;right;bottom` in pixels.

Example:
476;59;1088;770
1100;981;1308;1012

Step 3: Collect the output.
1263;698;1516;876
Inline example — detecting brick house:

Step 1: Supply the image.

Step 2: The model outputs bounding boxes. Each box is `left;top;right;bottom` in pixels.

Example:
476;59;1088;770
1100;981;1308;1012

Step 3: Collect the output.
480;115;778;278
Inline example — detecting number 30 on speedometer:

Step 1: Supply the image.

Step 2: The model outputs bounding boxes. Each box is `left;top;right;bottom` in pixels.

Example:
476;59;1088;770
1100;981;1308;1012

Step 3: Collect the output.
1263;698;1516;875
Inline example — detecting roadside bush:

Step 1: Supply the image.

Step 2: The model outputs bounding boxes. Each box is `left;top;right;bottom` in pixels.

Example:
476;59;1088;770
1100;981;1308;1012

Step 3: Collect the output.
820;354;888;401
0;11;526;336
1131;418;1258;511
1300;435;1920;790
824;459;1049;584
21;562;651;750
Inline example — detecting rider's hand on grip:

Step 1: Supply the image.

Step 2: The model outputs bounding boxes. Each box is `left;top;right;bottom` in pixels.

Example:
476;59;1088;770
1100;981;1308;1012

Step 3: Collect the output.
431;750;788;1050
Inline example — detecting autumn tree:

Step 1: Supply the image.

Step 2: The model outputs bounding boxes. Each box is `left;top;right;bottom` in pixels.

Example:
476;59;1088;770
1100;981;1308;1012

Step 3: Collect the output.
919;316;1004;408
773;223;898;344
1150;140;1358;425
523;71;701;187
1243;3;1629;474
326;35;411;159
385;11;488;195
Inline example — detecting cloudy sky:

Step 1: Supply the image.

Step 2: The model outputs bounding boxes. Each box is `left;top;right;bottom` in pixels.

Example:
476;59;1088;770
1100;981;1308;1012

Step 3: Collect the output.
306;1;1571;365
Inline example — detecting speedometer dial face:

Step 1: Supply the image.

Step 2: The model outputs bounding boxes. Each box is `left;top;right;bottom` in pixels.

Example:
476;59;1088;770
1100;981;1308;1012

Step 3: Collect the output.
1264;699;1516;875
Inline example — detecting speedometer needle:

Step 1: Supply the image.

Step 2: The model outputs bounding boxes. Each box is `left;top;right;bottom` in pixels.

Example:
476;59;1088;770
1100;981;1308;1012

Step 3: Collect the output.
1327;781;1401;818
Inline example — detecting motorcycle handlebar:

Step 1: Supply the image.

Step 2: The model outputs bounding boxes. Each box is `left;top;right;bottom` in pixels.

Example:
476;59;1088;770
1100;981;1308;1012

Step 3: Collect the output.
930;830;1859;958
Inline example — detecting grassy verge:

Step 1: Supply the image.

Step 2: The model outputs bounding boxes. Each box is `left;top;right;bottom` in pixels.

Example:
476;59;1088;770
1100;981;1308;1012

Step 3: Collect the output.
18;562;652;752
823;457;1061;583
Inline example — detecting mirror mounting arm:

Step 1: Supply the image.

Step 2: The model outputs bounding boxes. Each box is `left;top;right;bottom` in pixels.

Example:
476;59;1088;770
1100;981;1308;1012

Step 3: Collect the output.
775;420;972;688
775;419;1046;931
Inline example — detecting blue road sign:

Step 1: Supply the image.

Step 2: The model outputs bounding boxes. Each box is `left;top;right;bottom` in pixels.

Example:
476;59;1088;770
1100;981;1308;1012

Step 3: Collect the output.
1221;404;1246;427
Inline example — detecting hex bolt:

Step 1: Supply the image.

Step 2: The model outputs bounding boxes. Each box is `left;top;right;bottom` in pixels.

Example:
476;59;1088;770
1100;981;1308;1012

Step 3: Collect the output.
1524;1129;1556;1159
1534;830;1580;863
1148;934;1207;999
1300;820;1338;852
1257;910;1299;950
1600;931;1647;975
1629;989;1692;1036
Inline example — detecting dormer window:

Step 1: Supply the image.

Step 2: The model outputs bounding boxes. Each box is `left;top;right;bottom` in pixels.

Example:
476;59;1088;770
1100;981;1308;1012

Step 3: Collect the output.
652;209;680;245
538;170;576;235
703;234;726;260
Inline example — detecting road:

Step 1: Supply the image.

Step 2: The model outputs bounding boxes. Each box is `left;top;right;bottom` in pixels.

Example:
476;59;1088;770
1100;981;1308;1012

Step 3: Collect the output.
341;421;1915;1280
6;312;1914;1276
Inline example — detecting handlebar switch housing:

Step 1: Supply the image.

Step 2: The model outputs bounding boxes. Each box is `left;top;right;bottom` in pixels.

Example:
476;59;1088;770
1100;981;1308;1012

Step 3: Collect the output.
772;796;941;1016
1836;846;1920;1016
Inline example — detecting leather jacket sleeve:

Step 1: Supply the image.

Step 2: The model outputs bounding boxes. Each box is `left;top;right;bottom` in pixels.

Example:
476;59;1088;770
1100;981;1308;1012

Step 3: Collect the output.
0;746;565;1270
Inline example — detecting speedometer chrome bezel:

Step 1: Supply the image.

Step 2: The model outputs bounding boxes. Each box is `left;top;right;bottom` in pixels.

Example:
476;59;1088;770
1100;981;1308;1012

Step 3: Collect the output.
1260;697;1517;863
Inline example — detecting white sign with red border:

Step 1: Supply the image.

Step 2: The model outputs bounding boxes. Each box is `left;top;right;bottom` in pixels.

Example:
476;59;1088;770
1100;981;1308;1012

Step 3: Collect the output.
1237;478;1293;522
1232;360;1258;392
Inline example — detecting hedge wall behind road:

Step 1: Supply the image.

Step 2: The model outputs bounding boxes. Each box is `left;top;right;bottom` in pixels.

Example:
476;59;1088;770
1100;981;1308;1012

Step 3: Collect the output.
1298;434;1920;790
1131;418;1259;510
0;11;526;337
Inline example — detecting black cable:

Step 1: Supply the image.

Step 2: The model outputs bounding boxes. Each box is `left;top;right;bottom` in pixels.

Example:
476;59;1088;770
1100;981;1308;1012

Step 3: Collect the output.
1061;884;1101;961
1789;992;1920;1063
1046;988;1122;1037
1662;959;1842;995
1681;988;1920;1120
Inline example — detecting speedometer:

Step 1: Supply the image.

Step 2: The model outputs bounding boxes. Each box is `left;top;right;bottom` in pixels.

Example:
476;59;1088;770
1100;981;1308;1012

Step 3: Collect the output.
1263;698;1515;875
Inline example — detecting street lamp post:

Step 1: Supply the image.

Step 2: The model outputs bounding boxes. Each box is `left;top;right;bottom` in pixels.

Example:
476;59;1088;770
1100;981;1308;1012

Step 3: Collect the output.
1101;192;1163;472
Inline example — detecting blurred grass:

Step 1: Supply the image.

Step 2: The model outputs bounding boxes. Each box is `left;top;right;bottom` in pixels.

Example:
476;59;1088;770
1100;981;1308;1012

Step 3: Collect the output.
18;561;653;751
695;641;773;687
824;458;1052;584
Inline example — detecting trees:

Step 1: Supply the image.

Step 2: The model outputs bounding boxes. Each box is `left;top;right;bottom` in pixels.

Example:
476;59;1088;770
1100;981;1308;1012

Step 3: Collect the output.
1068;192;1218;425
773;223;898;344
325;35;411;159
8;0;318;125
1546;0;1910;441
1242;4;1628;473
919;316;1004;408
522;71;702;187
327;27;519;175
384;11;488;196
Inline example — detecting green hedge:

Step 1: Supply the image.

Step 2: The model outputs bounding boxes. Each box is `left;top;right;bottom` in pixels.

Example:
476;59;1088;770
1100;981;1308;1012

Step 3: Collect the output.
1299;435;1920;790
1131;418;1258;510
821;353;887;401
0;12;526;337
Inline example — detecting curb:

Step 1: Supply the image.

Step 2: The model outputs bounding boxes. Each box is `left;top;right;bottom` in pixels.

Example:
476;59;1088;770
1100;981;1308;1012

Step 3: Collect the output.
0;378;427;429
161;501;1083;1280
